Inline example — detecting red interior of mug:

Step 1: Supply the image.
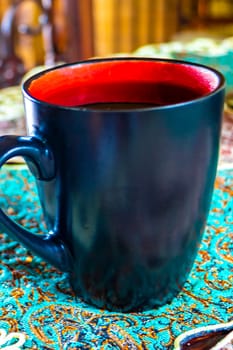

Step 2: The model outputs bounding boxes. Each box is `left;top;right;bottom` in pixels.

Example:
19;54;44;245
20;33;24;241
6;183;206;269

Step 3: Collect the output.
27;59;221;108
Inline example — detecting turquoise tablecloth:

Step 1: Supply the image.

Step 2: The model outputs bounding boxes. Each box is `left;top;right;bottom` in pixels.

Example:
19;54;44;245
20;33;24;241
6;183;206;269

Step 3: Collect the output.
0;166;232;349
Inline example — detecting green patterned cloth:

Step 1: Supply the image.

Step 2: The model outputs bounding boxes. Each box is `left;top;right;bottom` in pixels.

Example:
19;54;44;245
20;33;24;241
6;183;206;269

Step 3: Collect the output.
0;166;232;349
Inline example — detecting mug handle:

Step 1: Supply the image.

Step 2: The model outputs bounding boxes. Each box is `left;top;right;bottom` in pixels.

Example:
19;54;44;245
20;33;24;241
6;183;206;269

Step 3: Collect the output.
0;135;72;272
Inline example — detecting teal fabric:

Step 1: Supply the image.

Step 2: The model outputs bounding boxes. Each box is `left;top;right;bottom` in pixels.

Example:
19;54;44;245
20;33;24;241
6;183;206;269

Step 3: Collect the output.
0;166;232;349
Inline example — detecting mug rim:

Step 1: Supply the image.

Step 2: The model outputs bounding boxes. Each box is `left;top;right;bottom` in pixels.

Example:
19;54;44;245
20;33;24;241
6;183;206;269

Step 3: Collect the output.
22;57;226;112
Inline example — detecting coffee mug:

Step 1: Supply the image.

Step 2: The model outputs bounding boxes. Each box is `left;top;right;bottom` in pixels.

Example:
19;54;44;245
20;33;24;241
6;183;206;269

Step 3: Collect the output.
0;58;225;311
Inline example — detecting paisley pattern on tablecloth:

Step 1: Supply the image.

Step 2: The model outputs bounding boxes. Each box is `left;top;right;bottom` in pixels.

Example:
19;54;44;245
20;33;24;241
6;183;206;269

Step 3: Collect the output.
0;166;232;349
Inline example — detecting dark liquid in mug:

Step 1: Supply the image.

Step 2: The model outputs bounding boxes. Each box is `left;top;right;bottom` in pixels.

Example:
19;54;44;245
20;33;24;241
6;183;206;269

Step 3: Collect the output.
80;102;161;110
74;83;203;110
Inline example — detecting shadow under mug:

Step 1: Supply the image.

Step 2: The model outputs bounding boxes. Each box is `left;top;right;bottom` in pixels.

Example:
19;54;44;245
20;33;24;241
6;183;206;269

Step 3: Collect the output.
0;58;225;312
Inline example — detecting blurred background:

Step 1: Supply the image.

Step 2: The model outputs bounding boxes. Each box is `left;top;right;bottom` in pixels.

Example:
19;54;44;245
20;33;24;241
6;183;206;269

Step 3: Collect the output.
0;0;233;86
1;0;233;164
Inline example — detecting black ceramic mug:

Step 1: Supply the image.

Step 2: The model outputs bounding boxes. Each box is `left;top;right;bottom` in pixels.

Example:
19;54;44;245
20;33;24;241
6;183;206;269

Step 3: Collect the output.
0;58;225;311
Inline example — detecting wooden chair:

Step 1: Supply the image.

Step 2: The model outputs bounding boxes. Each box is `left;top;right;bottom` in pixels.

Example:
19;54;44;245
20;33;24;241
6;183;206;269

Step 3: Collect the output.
63;0;94;61
0;0;56;87
63;0;179;61
0;0;182;86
